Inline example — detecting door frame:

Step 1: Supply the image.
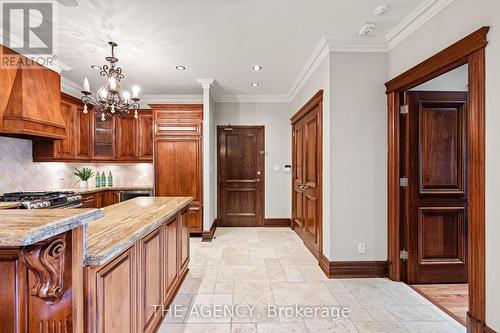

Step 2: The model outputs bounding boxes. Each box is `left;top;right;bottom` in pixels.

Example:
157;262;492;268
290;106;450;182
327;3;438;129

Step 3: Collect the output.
290;90;323;262
385;27;489;333
216;125;265;226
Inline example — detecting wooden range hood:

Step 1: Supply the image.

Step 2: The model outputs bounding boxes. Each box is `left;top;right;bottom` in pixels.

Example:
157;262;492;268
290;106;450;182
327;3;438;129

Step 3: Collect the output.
0;45;65;139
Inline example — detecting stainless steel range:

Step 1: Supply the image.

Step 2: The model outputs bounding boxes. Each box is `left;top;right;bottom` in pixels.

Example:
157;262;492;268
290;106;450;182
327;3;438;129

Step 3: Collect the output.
0;191;83;209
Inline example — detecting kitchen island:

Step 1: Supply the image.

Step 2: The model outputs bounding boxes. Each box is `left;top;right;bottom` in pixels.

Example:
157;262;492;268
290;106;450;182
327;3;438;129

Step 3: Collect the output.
0;196;192;333
84;196;192;333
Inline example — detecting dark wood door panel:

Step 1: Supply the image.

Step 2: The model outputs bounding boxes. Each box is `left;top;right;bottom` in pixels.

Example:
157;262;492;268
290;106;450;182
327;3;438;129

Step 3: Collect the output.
418;207;465;263
218;126;264;227
406;91;468;284
419;101;466;194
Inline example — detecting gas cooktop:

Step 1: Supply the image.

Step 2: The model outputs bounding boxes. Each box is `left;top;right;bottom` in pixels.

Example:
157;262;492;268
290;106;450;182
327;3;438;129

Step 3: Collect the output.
0;191;82;209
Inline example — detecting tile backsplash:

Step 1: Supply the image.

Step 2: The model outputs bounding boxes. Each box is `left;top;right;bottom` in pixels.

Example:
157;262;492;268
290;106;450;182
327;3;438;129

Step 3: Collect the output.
0;137;154;194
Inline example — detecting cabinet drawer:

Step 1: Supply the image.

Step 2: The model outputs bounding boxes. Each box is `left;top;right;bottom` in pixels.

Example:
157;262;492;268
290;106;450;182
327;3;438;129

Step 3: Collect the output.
154;109;202;122
155;122;202;136
188;204;202;233
81;193;96;208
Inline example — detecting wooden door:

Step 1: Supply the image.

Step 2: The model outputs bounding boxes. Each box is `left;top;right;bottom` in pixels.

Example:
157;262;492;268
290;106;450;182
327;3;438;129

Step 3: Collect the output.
291;91;322;259
74;104;92;159
217;126;264;227
137;111;153;160
55;100;74;158
116;115;137;159
404;91;468;284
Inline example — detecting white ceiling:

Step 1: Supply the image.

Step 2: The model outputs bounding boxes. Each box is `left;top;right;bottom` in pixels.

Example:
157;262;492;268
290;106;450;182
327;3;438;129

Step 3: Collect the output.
55;0;425;97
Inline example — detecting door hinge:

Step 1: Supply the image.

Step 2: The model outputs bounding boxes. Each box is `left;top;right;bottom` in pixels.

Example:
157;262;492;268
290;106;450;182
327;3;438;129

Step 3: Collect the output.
400;105;409;115
399;177;408;187
400;250;408;261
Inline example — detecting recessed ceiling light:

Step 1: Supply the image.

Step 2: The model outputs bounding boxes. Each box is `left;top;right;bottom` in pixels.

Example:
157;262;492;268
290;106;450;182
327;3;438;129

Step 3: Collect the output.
251;83;259;87
176;65;186;71
252;65;262;71
91;65;102;70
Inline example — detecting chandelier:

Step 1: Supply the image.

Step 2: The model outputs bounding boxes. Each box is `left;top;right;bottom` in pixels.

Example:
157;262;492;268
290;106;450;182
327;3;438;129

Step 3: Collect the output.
80;41;140;121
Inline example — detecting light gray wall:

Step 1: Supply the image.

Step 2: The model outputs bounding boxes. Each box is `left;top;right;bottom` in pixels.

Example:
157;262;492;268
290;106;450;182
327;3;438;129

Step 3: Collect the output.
214;102;292;218
387;0;500;329
330;52;388;261
411;64;468;91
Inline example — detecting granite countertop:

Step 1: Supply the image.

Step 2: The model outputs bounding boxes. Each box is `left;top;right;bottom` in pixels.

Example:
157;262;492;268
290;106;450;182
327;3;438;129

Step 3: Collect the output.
0;202;21;209
86;196;192;266
58;185;153;195
0;209;104;246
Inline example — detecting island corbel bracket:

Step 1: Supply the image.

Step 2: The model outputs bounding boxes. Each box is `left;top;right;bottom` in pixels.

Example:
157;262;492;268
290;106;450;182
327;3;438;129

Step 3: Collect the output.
20;236;67;303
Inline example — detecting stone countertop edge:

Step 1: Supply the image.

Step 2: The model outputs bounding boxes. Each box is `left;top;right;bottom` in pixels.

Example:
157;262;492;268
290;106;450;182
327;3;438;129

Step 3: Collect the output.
68;185;153;195
2;209;104;247
84;201;190;266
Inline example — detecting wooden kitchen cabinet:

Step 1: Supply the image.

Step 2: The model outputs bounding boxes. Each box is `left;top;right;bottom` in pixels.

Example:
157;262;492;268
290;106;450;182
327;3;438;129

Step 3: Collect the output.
152;104;204;234
139;228;163;333
116;114;137;160
92;113;116;160
80;190;120;208
90;246;138;333
34;104;153;163
33;94;92;161
137;112;154;160
84;207;189;333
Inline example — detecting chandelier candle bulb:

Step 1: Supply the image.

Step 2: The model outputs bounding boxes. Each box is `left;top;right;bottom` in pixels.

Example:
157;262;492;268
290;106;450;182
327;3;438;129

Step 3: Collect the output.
109;77;117;92
132;85;139;99
83;77;90;92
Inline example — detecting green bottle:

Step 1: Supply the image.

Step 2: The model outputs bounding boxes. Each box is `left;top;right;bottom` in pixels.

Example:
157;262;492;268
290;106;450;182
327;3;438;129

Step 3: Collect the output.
95;172;100;188
108;171;113;187
101;171;106;187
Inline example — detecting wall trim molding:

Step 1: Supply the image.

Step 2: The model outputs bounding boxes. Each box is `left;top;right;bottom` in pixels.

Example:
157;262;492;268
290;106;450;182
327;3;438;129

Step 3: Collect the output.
201;220;217;242
386;0;453;50
319;255;388;278
485;324;498;333
264;218;291;228
215;94;290;103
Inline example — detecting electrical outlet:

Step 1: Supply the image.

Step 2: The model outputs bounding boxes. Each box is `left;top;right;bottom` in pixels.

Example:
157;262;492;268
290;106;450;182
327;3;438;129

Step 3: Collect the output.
358;242;366;254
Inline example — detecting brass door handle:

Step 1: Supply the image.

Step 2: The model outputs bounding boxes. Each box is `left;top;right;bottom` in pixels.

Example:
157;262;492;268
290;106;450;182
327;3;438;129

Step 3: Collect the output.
298;184;308;189
252;178;261;183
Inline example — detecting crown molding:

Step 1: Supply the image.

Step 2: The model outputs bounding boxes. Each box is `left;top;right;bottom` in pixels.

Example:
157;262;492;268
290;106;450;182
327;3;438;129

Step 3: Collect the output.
60;77;82;98
196;78;215;90
386;0;453;50
215;94;290;103
141;94;204;105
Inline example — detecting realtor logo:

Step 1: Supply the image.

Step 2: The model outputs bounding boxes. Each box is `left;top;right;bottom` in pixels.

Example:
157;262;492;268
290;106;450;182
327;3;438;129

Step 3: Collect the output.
2;1;53;54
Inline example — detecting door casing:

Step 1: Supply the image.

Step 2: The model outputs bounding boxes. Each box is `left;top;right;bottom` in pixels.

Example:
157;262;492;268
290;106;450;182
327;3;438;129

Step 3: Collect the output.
385;27;489;333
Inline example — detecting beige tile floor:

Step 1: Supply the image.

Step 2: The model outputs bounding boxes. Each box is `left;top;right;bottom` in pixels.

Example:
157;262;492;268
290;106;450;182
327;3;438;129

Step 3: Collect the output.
158;227;465;333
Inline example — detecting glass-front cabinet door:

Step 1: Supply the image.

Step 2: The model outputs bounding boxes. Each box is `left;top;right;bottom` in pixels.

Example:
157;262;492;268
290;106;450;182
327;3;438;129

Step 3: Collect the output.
93;112;116;160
